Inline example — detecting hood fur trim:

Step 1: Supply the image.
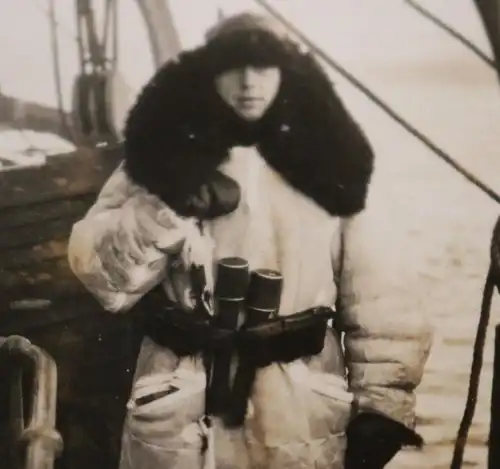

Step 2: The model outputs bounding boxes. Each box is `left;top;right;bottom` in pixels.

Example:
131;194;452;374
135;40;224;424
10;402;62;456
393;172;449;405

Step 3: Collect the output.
123;42;375;217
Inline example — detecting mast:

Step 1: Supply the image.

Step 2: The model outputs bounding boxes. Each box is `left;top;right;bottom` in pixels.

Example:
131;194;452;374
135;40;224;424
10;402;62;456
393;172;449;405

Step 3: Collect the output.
0;1;182;148
135;0;182;68
72;0;183;143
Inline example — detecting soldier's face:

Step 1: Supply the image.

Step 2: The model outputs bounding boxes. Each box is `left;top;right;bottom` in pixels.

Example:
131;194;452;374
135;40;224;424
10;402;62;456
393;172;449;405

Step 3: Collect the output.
215;66;281;121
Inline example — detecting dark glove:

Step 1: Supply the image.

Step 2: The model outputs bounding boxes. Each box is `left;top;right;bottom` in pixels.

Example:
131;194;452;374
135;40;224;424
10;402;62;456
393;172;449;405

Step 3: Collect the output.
178;171;241;219
344;412;424;469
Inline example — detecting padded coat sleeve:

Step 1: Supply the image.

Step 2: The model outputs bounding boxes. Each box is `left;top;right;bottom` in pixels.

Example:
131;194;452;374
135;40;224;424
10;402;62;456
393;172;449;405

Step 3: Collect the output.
67;163;198;312
334;209;433;428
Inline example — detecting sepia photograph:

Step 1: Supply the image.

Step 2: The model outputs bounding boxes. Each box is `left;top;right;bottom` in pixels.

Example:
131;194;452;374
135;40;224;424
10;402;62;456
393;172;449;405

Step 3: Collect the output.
0;1;499;468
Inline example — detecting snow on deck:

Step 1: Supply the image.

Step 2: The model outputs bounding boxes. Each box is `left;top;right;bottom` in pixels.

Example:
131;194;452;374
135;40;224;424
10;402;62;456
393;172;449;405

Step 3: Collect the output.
0;128;76;171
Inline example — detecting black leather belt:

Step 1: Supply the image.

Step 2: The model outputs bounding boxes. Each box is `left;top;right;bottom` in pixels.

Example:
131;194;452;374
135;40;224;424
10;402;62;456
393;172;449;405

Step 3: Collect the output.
143;304;333;355
142;301;335;426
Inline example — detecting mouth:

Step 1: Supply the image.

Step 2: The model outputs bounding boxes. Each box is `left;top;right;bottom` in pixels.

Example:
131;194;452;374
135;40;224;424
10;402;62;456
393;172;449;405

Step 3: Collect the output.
236;96;263;106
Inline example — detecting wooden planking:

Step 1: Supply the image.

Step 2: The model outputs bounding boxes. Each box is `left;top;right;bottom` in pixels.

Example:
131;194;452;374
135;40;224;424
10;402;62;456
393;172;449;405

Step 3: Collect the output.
0;144;135;469
0;233;92;331
2;264;81;303
0;193;95;229
0;145;120;323
0;239;69;269
7;311;138;408
0;144;122;209
0;249;75;287
2;301;141;413
0;290;141;408
0;293;103;334
0;216;77;250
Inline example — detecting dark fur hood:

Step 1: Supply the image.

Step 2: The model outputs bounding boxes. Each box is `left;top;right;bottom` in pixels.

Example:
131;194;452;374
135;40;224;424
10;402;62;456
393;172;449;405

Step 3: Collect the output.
123;40;375;217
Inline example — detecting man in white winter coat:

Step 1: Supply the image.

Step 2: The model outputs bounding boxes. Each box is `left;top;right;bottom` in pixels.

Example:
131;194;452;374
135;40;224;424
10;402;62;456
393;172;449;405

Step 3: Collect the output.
68;12;433;469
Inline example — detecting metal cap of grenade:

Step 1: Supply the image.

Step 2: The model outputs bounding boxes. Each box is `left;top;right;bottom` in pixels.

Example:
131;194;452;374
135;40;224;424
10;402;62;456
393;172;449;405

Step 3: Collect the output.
245;269;283;324
215;257;250;301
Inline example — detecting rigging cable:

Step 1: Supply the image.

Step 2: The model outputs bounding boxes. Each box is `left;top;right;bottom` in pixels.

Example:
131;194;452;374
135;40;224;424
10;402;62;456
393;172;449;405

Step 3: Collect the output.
78;0;119;71
101;0;119;68
404;0;496;70
112;0;119;68
28;0;79;42
253;0;500;206
75;0;119;73
47;0;76;143
77;0;104;71
252;2;500;468
75;0;87;73
24;0;78;144
402;3;500;467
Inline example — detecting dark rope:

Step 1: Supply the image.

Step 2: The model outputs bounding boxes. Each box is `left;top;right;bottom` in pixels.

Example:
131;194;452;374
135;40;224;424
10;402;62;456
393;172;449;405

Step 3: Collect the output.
450;216;500;468
491;216;500;282
404;0;496;70
253;0;500;206
450;266;495;469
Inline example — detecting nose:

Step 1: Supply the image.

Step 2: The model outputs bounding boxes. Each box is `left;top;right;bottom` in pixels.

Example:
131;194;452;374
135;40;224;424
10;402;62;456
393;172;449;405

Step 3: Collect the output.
238;67;260;90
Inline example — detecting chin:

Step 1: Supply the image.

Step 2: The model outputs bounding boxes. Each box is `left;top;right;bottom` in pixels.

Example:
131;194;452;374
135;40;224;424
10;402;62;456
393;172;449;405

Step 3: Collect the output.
236;108;266;121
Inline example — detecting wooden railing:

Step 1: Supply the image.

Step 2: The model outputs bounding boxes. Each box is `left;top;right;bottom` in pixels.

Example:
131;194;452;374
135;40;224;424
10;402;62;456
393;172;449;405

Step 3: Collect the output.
0;93;72;143
0;335;62;469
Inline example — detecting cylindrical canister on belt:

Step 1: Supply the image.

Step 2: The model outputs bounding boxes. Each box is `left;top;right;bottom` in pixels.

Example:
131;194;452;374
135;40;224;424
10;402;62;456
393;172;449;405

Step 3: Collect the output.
245;269;284;325
214;257;250;328
208;257;250;416
225;269;283;427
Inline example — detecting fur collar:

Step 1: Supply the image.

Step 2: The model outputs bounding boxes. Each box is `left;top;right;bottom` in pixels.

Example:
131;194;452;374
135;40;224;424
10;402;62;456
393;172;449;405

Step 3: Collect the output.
123;45;375;217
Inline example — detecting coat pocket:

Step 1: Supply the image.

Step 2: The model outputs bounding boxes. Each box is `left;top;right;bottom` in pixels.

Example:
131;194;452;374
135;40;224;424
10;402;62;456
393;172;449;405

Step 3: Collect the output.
121;366;207;469
284;363;353;438
244;364;353;469
246;433;347;469
305;370;354;438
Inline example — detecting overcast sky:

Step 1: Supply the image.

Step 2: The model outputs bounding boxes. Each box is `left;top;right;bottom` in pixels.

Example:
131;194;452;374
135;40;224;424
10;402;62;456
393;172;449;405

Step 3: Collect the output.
0;0;494;108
